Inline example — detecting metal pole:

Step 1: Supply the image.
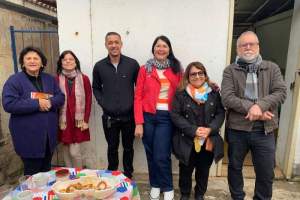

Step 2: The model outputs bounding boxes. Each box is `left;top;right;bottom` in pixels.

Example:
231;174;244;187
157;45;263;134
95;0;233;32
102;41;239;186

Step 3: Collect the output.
9;26;18;73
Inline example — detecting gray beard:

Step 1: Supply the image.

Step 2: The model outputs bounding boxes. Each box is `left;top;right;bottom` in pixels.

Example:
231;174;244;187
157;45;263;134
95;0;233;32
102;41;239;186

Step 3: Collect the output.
239;54;260;64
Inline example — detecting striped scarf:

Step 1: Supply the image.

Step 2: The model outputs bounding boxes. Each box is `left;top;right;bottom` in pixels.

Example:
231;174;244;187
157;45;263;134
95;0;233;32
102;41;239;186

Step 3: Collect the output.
58;70;85;130
235;54;262;102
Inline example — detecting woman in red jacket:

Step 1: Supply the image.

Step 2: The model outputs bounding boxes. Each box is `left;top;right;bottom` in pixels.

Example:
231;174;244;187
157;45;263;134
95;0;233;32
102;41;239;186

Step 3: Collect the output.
134;35;182;200
57;50;92;168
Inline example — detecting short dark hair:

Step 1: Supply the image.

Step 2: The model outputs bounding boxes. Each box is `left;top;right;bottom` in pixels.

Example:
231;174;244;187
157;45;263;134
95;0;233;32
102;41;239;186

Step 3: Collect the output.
19;46;47;71
57;50;81;74
151;35;181;74
105;32;121;41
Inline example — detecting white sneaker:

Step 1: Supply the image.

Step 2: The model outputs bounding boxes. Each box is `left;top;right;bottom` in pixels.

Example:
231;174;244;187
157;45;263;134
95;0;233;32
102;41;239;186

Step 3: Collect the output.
150;187;160;199
163;190;174;200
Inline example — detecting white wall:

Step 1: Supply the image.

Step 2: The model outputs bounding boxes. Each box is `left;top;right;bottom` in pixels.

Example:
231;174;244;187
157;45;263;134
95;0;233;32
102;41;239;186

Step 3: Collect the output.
277;0;300;177
90;0;230;84
57;0;231;173
56;0;99;168
289;0;300;176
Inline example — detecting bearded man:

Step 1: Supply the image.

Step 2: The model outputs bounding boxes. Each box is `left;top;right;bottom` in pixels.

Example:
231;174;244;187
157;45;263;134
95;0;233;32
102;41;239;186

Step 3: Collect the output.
221;31;287;200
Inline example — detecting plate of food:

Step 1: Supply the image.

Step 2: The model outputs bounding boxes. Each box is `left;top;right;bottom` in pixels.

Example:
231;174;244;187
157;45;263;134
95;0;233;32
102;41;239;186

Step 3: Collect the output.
52;176;118;199
93;177;118;199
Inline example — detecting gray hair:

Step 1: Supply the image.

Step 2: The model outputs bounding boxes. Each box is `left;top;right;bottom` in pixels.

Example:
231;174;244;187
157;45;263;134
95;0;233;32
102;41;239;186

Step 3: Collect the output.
236;31;259;47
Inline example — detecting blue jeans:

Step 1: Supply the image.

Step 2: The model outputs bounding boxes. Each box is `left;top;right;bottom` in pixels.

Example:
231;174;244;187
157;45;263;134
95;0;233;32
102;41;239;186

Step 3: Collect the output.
143;111;173;192
226;129;275;200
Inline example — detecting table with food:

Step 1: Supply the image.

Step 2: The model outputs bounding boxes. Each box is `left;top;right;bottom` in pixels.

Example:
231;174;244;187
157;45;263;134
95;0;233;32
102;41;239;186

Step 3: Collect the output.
4;167;140;200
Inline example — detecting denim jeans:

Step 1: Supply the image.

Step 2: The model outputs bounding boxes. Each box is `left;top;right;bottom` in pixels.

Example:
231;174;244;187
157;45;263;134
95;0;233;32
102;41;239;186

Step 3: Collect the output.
226;129;275;200
143;111;173;192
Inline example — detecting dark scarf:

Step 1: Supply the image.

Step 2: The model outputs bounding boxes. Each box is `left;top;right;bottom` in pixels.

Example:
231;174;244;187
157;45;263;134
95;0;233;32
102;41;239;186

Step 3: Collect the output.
25;71;43;92
235;54;262;102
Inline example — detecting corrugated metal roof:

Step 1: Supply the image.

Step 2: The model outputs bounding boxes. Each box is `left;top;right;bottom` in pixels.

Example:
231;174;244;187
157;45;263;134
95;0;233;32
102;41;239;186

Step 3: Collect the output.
25;0;56;11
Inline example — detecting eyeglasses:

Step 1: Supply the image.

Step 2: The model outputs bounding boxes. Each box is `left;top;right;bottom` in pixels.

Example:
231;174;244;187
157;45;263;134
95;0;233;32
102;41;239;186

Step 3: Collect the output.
189;71;205;79
238;42;259;49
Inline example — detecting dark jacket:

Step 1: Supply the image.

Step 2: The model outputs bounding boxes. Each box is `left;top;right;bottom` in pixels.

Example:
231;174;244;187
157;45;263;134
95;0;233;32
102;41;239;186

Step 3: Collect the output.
221;60;287;133
92;55;139;120
2;72;65;158
170;89;225;165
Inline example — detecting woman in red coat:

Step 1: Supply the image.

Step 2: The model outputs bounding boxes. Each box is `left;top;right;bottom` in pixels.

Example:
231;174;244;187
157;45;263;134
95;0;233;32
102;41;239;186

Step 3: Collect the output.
56;50;92;168
134;35;182;200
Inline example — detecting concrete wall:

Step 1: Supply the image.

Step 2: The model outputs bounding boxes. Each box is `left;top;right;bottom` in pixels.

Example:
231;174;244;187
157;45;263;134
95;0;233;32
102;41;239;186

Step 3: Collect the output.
287;0;300;177
277;0;300;178
0;5;58;184
56;0;232;174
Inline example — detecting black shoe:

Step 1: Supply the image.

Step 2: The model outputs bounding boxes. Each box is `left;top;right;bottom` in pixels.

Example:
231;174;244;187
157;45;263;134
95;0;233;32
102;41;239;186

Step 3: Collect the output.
123;171;132;179
180;195;190;200
195;195;204;200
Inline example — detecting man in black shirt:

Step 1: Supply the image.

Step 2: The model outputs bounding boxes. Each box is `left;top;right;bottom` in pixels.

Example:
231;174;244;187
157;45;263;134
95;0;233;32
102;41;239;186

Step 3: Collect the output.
92;32;139;178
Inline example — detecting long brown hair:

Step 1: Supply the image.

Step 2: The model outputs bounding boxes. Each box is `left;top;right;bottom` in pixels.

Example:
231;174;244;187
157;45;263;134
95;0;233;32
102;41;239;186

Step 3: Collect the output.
178;61;209;91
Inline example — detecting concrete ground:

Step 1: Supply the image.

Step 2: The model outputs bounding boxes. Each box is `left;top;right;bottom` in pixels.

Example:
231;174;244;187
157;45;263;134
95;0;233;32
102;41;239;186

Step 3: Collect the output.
0;171;299;199
134;173;300;200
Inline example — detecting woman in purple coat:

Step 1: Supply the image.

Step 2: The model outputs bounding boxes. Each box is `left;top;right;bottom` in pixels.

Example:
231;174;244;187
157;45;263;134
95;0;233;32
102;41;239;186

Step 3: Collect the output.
2;46;65;175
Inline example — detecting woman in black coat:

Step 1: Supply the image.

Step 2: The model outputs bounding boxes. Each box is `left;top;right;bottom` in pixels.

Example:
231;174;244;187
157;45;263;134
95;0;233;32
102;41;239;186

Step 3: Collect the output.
170;61;225;200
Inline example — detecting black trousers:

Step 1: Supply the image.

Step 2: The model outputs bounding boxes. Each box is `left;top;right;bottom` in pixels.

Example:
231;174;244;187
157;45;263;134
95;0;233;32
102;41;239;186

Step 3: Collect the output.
227;129;275;200
21;138;53;175
102;114;135;178
179;146;214;198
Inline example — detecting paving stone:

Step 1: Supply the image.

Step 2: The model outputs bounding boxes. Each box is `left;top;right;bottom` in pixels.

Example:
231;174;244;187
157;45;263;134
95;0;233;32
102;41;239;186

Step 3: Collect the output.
134;174;300;200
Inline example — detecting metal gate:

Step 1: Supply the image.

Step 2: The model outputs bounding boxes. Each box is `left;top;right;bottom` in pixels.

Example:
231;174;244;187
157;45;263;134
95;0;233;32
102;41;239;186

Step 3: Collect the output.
1;27;59;142
9;25;59;75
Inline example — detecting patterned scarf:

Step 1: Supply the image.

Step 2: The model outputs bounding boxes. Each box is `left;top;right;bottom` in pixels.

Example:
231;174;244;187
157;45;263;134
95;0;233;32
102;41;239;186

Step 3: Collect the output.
186;82;211;153
145;58;170;73
186;82;211;104
58;69;85;130
235;54;262;102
